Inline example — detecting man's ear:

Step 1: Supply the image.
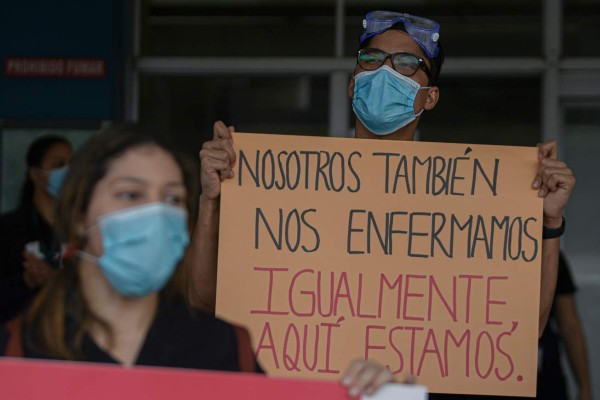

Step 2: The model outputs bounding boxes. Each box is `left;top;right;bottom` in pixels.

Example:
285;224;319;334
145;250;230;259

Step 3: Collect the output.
424;86;440;111
348;75;355;100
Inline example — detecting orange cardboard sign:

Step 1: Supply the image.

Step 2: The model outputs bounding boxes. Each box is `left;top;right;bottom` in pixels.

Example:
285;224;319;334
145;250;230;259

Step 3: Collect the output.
216;133;543;397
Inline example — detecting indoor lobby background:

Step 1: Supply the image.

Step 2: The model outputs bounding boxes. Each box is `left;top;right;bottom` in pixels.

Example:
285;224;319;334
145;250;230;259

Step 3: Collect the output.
1;0;599;396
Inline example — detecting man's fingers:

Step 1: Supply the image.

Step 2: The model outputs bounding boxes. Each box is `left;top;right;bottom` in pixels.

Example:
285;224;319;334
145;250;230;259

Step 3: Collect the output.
212;121;236;166
203;138;236;168
200;148;231;163
539;159;574;192
539;158;567;169
200;140;236;179
537;172;575;197
533;151;569;189
204;157;231;174
541;167;574;185
213;120;233;140
202;137;233;153
202;155;234;180
537;140;558;160
532;174;542;189
542;171;575;194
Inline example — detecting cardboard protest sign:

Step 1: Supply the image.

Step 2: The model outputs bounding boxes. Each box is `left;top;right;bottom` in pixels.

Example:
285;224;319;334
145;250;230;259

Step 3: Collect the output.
216;132;543;397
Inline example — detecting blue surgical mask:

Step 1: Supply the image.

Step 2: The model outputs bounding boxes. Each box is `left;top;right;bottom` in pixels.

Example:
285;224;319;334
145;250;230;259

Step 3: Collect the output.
46;166;69;197
352;65;429;136
80;203;190;297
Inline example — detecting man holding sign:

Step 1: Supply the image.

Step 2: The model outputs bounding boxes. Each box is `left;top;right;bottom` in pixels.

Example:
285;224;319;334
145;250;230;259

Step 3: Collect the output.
188;10;575;397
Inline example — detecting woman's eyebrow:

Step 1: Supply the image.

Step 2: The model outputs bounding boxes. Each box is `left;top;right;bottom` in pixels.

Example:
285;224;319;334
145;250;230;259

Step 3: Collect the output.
164;181;185;188
107;177;185;188
108;176;148;186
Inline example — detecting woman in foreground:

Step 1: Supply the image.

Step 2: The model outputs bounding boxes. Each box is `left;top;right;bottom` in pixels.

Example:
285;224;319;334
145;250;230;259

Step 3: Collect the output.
23;125;393;397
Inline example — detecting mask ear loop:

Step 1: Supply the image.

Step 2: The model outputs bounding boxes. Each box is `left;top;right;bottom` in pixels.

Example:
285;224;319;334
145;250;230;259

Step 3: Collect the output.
56;242;89;270
70;223;101;265
77;250;99;264
414;85;433;117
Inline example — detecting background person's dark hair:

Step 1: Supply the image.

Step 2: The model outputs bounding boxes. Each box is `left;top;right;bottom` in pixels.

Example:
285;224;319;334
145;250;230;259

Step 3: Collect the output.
19;135;71;206
359;22;445;86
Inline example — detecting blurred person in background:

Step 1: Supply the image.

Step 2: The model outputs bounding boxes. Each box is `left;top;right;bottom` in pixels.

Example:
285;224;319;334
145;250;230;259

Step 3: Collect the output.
536;252;592;400
0;135;72;324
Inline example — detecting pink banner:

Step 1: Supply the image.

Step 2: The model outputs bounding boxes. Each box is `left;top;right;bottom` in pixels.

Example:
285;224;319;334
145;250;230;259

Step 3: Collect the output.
0;358;348;400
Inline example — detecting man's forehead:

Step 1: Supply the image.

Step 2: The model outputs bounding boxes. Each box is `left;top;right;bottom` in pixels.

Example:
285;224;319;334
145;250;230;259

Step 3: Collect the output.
368;30;427;58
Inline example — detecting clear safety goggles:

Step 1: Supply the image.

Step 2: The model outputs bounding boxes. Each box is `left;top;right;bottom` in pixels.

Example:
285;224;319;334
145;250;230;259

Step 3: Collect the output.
359;11;440;59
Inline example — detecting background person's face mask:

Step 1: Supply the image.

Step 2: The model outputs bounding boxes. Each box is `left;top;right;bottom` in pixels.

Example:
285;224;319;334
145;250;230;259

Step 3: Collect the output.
45;166;69;197
352;65;429;135
80;202;190;297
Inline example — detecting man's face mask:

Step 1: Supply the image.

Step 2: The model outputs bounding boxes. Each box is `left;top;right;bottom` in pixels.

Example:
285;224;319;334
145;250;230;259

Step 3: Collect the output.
79;202;190;297
352;65;430;136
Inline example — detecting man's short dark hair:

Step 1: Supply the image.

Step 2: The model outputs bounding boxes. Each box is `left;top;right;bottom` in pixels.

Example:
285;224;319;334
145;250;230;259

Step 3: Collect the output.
359;22;445;86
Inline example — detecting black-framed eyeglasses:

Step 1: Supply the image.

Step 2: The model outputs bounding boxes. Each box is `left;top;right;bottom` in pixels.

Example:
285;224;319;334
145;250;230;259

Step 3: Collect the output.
357;48;432;82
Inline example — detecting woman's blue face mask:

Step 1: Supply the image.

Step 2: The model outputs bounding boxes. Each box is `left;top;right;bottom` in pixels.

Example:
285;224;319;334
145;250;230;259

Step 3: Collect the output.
79;202;190;297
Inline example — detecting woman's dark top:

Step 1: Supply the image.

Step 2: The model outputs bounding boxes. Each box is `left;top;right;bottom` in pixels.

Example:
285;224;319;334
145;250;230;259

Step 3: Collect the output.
0;203;56;323
24;300;262;373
